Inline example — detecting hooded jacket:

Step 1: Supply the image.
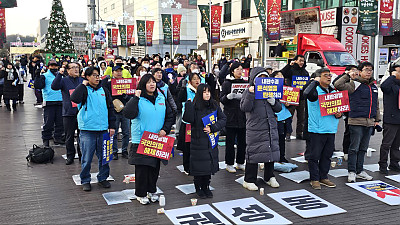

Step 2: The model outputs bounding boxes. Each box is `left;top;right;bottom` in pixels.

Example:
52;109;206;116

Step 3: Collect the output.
0;68;19;100
220;76;247;128
240;67;282;163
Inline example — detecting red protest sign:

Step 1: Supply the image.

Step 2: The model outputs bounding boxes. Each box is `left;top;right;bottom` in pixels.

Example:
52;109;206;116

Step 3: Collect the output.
318;90;350;116
69;89;77;108
111;78;137;96
185;124;191;142
281;86;300;105
137;131;175;160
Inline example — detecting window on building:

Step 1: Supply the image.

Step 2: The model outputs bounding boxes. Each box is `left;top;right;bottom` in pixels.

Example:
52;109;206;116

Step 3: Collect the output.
327;0;339;8
111;3;115;10
342;0;357;6
281;0;288;11
241;0;251;19
315;0;327;9
104;7;107;13
293;0;339;9
224;1;232;23
189;0;197;5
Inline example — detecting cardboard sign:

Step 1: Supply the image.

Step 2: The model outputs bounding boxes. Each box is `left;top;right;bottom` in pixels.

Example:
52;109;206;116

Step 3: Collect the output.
69;89;77;107
231;84;250;95
202;110;219;149
213;197;292;224
111;78;137;96
347;180;400;205
292;76;309;90
268;189;346;218
255;77;284;99
318;90;350;116
185;124;191;142
165;204;232;225
102;133;113;165
281;86;300;105
27;79;34;89
137;131;175;160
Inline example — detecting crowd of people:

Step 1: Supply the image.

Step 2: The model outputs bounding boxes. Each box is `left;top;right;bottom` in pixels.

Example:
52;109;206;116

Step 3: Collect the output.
3;52;400;205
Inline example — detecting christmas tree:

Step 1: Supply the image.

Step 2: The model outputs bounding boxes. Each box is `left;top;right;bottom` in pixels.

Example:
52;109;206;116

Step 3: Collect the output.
45;0;75;53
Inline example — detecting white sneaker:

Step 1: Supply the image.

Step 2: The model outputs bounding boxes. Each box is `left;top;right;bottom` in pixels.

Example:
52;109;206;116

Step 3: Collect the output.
344;154;348;161
236;164;245;171
147;192;159;203
226;165;237;173
137;197;150;205
348;172;356;182
266;177;280;188
357;171;373;181
259;163;265;170
243;181;258;191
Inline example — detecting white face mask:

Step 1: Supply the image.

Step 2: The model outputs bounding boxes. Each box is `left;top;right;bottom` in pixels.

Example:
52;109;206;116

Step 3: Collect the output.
143;64;149;68
140;71;147;76
192;69;199;74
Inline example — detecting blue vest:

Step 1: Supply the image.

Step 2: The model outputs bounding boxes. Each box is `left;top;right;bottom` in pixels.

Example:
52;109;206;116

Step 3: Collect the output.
42;71;62;102
276;104;292;122
307;86;339;134
77;86;109;131
182;86;196;124
349;82;378;119
158;84;169;98
131;94;167;144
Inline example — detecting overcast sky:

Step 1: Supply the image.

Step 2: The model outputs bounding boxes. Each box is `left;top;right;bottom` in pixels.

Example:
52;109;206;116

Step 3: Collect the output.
6;0;88;36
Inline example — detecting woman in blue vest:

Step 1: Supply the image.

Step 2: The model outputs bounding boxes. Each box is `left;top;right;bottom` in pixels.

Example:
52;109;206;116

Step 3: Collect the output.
124;74;174;205
70;67;116;192
183;83;226;198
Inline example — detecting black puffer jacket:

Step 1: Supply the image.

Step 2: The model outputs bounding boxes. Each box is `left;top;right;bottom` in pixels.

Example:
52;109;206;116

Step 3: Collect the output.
220;78;247;128
381;76;400;125
183;101;226;176
0;69;19;100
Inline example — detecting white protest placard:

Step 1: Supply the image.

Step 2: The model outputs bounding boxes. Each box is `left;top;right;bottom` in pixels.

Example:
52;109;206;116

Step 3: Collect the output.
386;175;400;184
231;83;250;94
72;173;114;185
165;204;232;225
102;191;131;205
212;197;292;224
290;156;307;163
347;180;400;205
364;164;382;172
279;171;310;183
328;169;349;178
176;184;215;195
268;189;346;218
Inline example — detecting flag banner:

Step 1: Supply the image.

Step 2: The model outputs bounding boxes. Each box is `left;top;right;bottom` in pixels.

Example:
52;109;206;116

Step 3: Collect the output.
254;0;267;36
137;131;175;160
111;78;137;96
198;5;210;40
231;84;250;94
357;0;379;36
107;28;112;48
111;29;118;48
266;0;281;40
0;9;5;47
292;75;310;90
126;25;135;46
102;133;113;165
118;25;127;47
379;0;394;36
202;111;219;149
136;20;146;46
162;14;172;45
281;86;300;105
146;21;154;46
318;90;350;116
255;77;284;99
173;14;182;45
211;5;222;43
91;33;95;49
0;0;17;8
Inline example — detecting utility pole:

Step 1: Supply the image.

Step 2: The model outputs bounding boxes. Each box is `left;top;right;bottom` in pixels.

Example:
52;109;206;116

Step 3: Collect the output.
88;0;96;59
208;0;212;74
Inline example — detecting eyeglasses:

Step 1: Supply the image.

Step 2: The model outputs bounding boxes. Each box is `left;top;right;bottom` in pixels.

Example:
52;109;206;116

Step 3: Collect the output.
90;74;100;78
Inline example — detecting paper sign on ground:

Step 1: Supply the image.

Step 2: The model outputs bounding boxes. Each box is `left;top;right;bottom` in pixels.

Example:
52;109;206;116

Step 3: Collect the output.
137;131;175;160
177;161;227;173
318;90;350;116
231;84;250;95
279;171;310;183
347;180;400;205
72;173;114;185
290;156;307;163
364;164;383;172
111;78;137;96
331;151;345;158
165;204;232;225
386;175;400;184
268;189;346;218
255;77;284;99
102;191;131;205
213;197;292;224
62;154;79;160
176;184;215;195
121;189;136;200
328;169;349;178
235;176;263;185
281;86;300;105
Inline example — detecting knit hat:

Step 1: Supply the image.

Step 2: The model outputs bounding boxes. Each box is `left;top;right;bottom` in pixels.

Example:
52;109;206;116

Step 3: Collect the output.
230;61;242;75
177;64;187;74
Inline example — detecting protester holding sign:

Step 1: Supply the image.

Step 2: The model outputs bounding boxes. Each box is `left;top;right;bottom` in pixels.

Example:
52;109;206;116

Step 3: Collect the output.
334;62;381;183
101;66;133;160
51;62;83;165
183;83;226;199
220;62;247;173
70;67;116;192
304;68;341;190
240;67;282;191
123;74;174;205
281;55;309;140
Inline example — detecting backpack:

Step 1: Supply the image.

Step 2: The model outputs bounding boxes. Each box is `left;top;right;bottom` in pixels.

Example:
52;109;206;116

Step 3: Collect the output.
26;144;54;164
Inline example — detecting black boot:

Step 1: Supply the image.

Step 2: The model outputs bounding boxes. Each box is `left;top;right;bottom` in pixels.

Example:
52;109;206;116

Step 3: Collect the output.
43;139;50;147
12;105;17;111
194;180;206;199
6;105;11;111
202;179;213;198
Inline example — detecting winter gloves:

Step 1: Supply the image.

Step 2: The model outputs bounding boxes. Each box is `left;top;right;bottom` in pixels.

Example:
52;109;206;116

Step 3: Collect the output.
227;93;243;100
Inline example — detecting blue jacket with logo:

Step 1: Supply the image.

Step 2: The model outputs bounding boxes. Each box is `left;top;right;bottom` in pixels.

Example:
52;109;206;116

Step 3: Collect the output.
51;73;83;116
35;70;62;103
70;83;116;131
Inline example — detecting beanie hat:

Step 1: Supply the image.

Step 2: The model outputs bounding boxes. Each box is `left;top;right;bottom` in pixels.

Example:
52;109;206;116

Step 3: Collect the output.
177;64;187;74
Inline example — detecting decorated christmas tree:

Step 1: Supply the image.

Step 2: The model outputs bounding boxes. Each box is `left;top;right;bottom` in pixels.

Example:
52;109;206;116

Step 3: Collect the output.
45;0;75;53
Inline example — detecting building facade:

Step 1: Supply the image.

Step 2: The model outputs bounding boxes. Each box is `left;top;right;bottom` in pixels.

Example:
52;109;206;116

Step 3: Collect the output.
69;22;88;55
36;18;49;49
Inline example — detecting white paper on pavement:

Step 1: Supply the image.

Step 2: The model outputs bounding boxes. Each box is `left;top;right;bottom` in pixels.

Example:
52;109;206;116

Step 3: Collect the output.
279;171;310;183
176;184;215;195
102;191;131;205
331;151;344;158
72;173;114;185
165;204;232;225
61;153;79;160
386;175;400;184
346;180;400;205
328;169;349;178
290;156;307;163
235;176;263;185
364;164;382;172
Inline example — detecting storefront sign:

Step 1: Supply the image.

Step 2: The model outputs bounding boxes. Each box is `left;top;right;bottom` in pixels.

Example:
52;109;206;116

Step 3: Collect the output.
202;111;219;149
342;7;359;26
111;78;137;96
173;14;182;45
137;131;175;160
341;26;358;59
10;42;40;47
266;0;281;40
320;8;337;27
318;90;350;116
220;23;252;41
379;0;394;36
255;77;284;99
357;0;379;36
357;34;372;62
281;86;300;105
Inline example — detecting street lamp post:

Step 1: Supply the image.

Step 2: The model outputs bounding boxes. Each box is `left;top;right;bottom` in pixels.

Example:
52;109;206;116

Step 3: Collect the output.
208;0;212;74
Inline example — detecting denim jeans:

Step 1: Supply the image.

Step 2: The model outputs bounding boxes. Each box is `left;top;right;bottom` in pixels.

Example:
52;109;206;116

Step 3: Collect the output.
79;130;110;184
113;113;130;154
348;125;373;174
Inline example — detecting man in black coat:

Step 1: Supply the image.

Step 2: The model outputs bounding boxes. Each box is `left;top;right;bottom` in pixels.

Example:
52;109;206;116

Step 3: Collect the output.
281;55;309;139
218;54;227;70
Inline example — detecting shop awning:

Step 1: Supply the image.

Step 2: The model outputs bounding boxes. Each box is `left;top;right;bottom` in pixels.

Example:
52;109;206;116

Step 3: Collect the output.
197;43;208;51
212;39;246;49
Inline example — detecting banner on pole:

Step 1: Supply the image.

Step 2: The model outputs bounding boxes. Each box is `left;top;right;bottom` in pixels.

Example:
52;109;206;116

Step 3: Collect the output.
0;0;17;8
146;21;154;46
198;5;210;41
137;131;175;160
379;0;394;36
107;29;112;48
111;78;137;96
281;86;300;105
162;14;172;45
136;20;146;46
173;14;182;45
111;29;118;48
126;25;135;46
254;0;267;36
357;0;379;36
211;6;222;43
255;77;284;99
118;25;127;47
318;90;350;116
102;132;113;165
266;0;281;40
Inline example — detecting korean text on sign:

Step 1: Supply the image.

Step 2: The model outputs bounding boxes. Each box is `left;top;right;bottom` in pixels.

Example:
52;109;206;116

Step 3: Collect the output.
111;78;137;96
318;90;350;116
281;86;300;105
255;77;284;99
137;131;175;160
292;76;309;90
202;111;219;149
231;84;250;95
102;132;113;165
